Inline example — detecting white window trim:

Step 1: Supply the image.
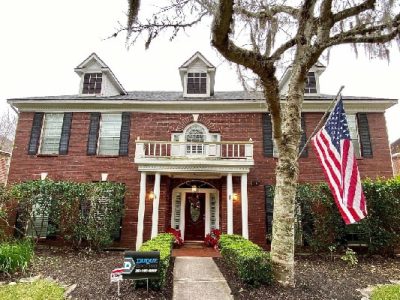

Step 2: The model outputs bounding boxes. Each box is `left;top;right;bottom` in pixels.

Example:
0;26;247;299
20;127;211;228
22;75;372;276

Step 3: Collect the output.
171;187;219;241
170;123;221;157
97;113;122;156
79;72;104;96
304;71;321;95
183;70;210;97
38;113;64;155
347;114;362;158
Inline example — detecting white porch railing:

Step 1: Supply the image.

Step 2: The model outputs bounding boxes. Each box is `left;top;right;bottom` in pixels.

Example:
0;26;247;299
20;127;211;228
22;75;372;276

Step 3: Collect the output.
135;139;253;160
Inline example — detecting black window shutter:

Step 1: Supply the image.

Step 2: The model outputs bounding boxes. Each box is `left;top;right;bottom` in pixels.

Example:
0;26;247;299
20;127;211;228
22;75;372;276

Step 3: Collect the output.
264;185;274;237
87;113;100;155
263;113;273;157
59;113;73;155
357;113;373;158
299;113;308;157
119;112;131;156
28;113;44;155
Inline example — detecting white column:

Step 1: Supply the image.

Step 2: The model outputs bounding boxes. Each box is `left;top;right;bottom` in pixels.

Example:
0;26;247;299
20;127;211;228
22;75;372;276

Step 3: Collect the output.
180;193;186;240
205;192;211;236
136;172;146;250
227;173;233;234
241;173;249;239
151;173;161;238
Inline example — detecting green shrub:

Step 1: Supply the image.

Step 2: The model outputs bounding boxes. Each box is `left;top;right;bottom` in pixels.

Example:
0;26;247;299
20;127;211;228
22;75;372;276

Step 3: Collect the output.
293;178;400;254
371;284;400;300
0;185;12;241
10;180;125;250
340;247;358;266
0;239;34;273
139;233;174;289
219;234;273;286
0;279;64;300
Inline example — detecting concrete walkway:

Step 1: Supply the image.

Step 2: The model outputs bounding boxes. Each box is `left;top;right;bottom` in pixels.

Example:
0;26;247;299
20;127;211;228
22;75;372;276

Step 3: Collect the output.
173;257;233;300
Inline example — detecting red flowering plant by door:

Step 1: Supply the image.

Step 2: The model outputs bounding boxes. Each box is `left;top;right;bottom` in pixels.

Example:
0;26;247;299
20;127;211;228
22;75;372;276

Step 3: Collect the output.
166;228;184;247
204;229;221;249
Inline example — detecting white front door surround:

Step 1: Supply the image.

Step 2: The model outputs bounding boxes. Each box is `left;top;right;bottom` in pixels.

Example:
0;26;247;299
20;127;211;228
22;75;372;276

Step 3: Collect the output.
136;172;147;250
135;173;249;250
171;187;219;240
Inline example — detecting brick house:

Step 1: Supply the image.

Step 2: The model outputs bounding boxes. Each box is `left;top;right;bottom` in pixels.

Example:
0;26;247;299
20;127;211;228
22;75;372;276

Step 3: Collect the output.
7;52;396;249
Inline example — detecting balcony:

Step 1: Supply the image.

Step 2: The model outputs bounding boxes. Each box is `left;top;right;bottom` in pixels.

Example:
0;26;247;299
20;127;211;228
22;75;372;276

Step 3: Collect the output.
134;139;254;175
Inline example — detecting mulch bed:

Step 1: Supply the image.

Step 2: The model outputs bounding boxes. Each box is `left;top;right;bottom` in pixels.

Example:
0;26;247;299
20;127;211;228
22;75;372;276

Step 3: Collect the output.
214;255;400;300
2;246;399;300
1;246;173;300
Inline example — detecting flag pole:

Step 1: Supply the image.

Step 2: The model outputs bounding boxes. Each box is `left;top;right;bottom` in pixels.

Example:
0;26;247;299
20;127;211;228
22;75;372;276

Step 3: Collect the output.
298;85;345;159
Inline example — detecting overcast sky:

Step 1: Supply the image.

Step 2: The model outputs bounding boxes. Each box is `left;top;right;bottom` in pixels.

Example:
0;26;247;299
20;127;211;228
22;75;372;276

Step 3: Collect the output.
0;0;399;142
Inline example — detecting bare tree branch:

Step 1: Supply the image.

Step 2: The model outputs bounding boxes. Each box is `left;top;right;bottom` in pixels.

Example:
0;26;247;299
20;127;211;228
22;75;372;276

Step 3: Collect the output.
323;14;400;48
235;4;300;20
333;0;375;23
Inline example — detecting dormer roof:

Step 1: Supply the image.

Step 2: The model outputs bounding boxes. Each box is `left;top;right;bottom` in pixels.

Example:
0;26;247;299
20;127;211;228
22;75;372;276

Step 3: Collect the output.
179;51;216;69
74;53;127;96
179;52;216;97
279;62;326;95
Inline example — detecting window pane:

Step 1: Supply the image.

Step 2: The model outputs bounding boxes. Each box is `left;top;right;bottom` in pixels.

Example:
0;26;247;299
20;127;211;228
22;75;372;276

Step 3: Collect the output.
187;72;207;94
185;125;205;155
304;72;317;94
82;73;102;94
347;115;361;157
98;114;122;155
40;113;64;154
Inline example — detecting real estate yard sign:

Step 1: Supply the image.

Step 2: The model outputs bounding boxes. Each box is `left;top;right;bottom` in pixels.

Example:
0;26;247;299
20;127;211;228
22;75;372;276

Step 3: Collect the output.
121;251;160;279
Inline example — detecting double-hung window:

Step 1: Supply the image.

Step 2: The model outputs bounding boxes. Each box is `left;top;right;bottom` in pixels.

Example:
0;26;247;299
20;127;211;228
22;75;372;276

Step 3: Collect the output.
187;72;207;94
304;72;317;94
347;114;361;158
40;114;64;154
82;73;102;94
28;112;72;155
98;114;122;155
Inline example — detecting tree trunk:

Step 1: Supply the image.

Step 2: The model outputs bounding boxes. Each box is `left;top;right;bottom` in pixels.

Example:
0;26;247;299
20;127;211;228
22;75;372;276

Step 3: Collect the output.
270;65;305;287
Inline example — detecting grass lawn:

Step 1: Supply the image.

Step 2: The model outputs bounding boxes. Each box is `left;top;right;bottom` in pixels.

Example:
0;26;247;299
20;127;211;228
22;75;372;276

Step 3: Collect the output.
371;284;400;300
0;279;64;300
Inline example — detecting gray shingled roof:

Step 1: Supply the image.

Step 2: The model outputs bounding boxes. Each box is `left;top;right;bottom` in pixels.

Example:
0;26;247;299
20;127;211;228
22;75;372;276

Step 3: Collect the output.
8;91;395;102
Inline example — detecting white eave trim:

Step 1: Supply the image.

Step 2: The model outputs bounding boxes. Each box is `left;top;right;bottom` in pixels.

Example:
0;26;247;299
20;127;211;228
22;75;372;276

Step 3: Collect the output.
7;98;397;113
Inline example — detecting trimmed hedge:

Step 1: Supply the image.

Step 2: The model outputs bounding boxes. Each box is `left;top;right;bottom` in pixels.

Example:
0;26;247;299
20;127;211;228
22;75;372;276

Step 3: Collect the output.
0;239;34;274
219;234;273;285
139;233;174;289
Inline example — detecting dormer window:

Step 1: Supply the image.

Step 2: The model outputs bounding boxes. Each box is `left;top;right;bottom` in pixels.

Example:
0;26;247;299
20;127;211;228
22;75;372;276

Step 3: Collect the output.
187;73;207;94
304;72;317;94
179;52;216;98
75;53;127;96
83;73;102;94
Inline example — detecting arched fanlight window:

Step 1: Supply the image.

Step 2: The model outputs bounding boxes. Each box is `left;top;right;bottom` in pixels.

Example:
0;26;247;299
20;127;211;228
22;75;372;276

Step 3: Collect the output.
185;124;205;142
185;124;206;154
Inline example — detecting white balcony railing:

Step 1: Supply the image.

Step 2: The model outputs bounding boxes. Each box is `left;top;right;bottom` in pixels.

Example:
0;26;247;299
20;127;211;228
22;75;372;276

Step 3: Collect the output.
135;139;253;160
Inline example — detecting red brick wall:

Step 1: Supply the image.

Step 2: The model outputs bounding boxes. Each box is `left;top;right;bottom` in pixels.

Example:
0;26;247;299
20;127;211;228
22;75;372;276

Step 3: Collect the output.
8;111;393;248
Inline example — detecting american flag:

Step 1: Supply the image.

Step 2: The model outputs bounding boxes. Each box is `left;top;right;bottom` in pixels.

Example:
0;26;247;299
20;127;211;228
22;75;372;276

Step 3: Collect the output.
312;96;367;224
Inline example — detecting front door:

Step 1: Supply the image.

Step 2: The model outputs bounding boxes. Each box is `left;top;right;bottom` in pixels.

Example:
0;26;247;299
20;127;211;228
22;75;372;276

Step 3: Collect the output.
185;193;205;240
